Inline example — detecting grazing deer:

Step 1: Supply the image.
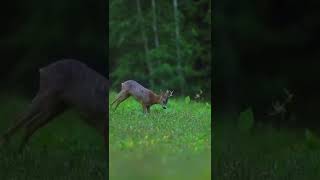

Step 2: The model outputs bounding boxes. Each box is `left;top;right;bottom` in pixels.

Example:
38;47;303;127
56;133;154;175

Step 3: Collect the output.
269;88;294;117
0;59;108;152
111;80;173;113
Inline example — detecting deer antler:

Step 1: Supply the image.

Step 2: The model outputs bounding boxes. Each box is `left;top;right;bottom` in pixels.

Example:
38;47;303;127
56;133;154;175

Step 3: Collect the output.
169;90;174;97
195;89;203;99
269;88;294;116
283;88;293;103
269;101;286;116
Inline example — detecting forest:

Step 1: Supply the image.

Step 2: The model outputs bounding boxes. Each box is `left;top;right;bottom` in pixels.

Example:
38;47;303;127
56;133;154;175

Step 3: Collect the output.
109;0;211;100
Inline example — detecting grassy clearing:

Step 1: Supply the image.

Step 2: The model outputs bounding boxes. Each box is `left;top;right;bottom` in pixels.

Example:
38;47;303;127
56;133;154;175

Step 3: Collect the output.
0;94;107;179
109;92;211;180
213;114;320;180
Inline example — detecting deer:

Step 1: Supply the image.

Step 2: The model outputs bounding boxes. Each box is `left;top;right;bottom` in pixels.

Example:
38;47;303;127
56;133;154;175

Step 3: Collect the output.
269;88;294;116
111;80;173;113
0;59;109;152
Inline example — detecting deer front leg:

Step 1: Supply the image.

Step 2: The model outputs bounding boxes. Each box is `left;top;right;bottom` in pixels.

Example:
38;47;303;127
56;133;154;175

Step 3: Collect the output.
141;104;148;114
146;106;150;113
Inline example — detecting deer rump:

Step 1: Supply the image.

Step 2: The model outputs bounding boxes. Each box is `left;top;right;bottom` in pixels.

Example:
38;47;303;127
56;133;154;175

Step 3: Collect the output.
0;59;109;151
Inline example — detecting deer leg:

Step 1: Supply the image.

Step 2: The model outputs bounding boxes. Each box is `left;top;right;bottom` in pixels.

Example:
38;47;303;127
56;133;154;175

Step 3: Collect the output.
18;105;65;152
0;93;48;146
0;112;42;147
146;106;150;113
142;104;147;114
0;111;39;146
111;90;127;107
114;94;129;110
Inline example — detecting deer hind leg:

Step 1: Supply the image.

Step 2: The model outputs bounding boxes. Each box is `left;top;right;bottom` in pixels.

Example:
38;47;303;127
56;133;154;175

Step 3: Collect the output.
114;94;129;110
0;92;49;146
18;104;65;152
112;91;130;110
111;90;127;106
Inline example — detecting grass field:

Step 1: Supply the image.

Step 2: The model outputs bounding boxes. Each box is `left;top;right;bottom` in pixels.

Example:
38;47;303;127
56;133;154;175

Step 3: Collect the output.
213;113;320;180
0;94;107;179
109;92;211;180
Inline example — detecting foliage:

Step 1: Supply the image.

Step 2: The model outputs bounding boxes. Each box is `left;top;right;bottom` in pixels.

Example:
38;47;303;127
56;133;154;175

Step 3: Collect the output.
109;0;211;99
109;92;211;180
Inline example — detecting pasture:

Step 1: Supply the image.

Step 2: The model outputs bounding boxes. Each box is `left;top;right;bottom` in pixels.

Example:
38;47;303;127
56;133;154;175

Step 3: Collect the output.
109;92;211;180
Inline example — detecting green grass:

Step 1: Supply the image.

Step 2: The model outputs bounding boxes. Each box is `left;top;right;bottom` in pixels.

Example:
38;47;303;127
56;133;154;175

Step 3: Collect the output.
109;92;211;180
213;114;320;180
0;94;107;179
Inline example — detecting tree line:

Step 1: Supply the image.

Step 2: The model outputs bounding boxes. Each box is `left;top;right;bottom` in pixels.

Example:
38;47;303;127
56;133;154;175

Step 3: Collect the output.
109;0;211;100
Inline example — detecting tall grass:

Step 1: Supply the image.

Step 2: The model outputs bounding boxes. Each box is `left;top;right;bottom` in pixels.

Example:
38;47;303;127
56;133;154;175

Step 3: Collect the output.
109;92;211;180
0;94;107;179
213;112;320;180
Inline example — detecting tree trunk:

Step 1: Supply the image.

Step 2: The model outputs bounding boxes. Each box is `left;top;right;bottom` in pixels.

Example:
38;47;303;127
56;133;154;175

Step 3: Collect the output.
173;0;184;93
152;0;159;48
136;0;154;87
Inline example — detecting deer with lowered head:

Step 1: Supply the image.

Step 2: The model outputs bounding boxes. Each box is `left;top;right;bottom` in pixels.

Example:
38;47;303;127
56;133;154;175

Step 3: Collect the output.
0;59;108;152
111;80;173;113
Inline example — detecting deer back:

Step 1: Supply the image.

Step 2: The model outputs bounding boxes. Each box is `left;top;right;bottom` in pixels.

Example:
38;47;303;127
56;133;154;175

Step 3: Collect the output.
40;59;108;118
123;80;152;103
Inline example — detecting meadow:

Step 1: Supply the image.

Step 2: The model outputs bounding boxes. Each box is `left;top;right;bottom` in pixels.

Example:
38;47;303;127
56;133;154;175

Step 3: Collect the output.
109;92;211;180
0;93;107;179
213;110;320;180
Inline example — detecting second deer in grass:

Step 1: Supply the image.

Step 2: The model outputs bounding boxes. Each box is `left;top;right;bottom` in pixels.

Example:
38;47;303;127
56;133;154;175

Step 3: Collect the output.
111;80;173;113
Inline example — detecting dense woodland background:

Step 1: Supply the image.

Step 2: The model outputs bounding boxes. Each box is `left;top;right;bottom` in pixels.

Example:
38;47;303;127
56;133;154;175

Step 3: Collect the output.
109;0;211;100
0;0;107;97
214;0;320;129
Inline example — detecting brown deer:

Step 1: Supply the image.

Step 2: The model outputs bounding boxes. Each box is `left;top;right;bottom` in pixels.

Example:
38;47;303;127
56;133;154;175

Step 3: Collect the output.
0;59;108;152
111;80;173;113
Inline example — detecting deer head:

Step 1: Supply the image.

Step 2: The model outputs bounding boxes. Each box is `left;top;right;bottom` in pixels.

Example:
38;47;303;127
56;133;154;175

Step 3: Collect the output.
159;90;174;109
269;88;294;116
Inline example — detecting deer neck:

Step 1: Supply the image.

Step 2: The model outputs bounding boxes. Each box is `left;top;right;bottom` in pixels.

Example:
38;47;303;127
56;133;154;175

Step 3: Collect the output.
149;91;161;105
